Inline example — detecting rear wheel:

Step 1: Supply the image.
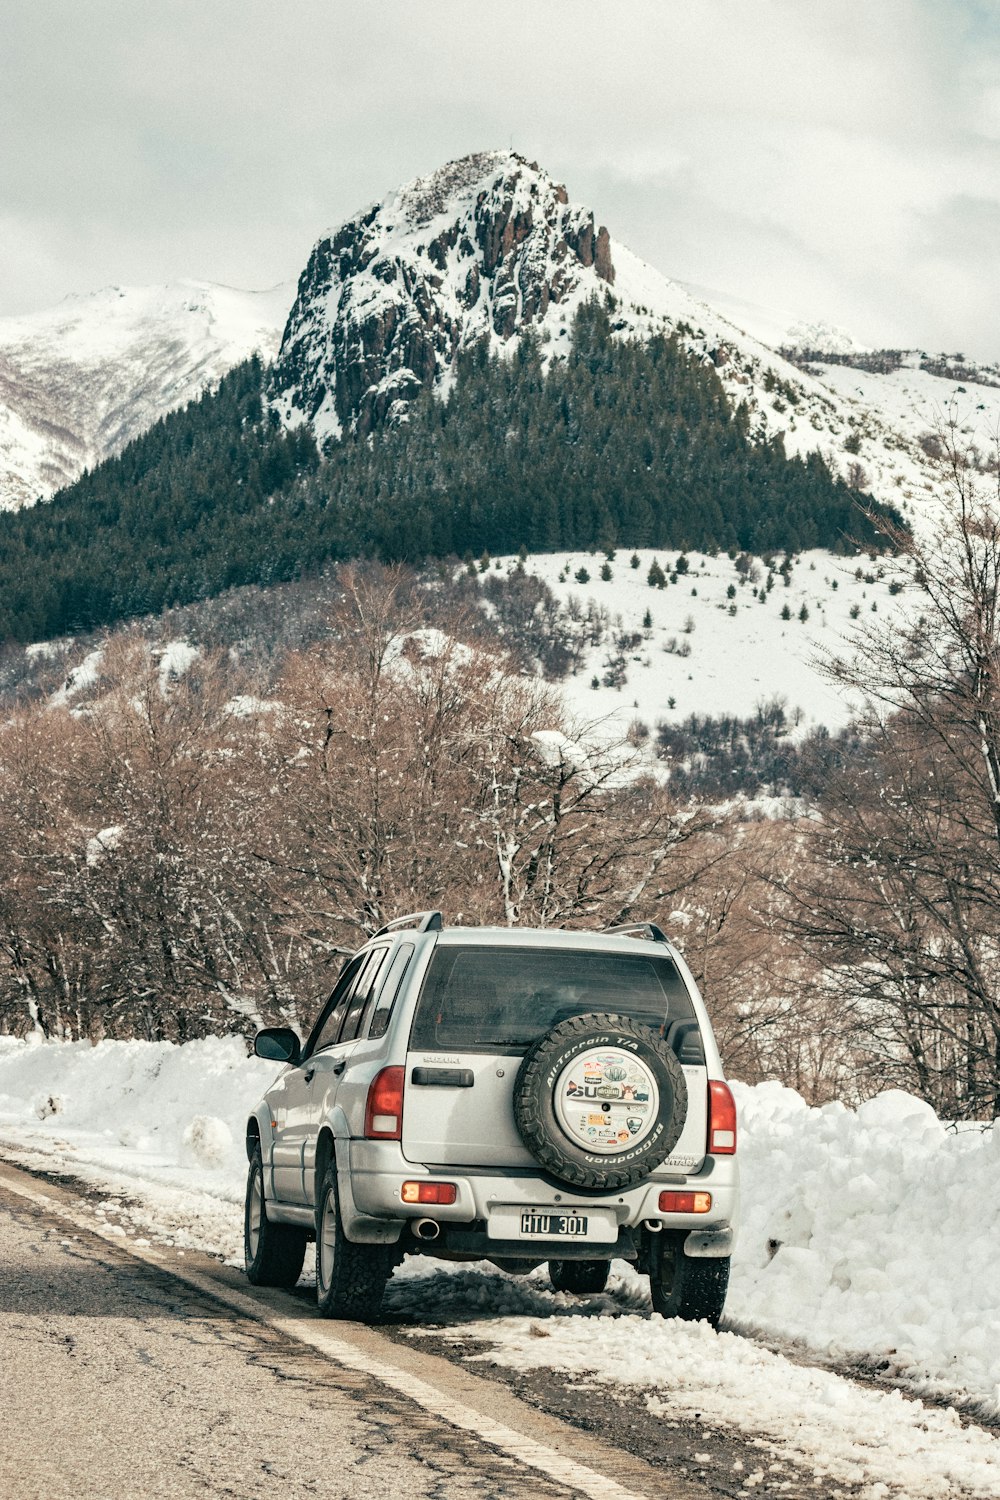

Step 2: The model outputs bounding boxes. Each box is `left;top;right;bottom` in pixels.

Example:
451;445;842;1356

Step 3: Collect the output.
244;1145;308;1288
315;1162;393;1322
548;1258;610;1295
649;1234;729;1327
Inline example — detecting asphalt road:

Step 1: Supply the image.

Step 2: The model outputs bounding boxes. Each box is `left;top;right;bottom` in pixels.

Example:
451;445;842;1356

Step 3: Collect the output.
0;1167;686;1500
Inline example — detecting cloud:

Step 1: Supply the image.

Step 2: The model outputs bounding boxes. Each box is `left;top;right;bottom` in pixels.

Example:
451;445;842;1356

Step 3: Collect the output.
1;0;998;357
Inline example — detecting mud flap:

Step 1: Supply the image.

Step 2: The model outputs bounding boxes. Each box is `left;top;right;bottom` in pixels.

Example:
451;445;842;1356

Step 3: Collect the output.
683;1226;734;1258
336;1161;404;1244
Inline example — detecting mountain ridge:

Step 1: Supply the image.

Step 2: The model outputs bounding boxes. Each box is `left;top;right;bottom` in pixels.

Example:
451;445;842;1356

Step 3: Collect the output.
2;149;999;531
0;279;293;510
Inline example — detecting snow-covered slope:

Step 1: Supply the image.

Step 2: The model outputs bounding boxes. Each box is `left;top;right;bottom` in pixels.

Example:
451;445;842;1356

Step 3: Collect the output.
490;547;903;737
0;279;293;509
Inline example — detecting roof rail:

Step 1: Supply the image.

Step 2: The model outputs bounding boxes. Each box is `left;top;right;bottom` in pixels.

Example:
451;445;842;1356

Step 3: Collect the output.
372;910;444;939
602;921;669;944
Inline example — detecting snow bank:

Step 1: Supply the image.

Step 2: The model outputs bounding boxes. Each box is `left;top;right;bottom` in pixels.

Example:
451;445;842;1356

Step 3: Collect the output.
0;1034;275;1256
728;1080;1000;1413
0;1036;998;1422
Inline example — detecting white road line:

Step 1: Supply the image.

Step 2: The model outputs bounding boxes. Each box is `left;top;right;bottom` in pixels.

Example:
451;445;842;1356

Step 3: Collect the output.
2;1172;653;1500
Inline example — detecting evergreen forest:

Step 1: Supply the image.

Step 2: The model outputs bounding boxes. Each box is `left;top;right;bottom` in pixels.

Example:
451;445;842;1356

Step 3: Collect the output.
0;302;902;643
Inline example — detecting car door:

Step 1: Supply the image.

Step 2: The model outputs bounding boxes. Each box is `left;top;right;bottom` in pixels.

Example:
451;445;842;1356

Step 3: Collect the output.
270;953;367;1204
302;945;392;1204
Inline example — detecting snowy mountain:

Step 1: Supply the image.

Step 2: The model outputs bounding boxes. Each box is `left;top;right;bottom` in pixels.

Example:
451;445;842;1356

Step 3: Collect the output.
5;150;998;533
0;279;293;510
269;150;1000;532
271;148;818;444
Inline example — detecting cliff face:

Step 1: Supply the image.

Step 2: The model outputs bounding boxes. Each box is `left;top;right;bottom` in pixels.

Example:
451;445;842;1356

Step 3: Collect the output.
268;152;617;439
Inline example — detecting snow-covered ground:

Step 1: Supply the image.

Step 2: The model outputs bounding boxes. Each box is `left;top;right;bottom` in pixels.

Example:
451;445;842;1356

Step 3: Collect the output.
25;542;907;739
1;1035;999;1497
493;547;908;736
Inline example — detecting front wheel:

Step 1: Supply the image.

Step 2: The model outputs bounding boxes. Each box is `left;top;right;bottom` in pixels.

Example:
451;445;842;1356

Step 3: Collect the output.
315;1163;393;1322
244;1146;308;1288
649;1235;729;1327
549;1259;610;1295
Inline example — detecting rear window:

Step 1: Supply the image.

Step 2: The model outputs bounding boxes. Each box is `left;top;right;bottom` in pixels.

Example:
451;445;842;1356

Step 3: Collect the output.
410;945;695;1053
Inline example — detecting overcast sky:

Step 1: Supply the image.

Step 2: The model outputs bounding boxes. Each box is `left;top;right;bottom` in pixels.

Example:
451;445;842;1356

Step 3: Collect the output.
3;0;999;356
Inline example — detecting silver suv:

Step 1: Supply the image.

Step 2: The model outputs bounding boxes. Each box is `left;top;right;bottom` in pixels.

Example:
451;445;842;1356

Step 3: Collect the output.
244;913;738;1325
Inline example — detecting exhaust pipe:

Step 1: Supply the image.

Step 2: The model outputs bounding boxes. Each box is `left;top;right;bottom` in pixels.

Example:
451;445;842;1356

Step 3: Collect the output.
643;1218;663;1233
413;1218;440;1241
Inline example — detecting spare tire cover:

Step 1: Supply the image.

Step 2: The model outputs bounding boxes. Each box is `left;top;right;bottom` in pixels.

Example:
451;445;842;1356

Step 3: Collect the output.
513;1013;689;1191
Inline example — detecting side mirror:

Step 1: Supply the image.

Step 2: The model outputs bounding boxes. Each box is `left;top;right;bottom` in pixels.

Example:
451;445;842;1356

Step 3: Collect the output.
254;1027;302;1066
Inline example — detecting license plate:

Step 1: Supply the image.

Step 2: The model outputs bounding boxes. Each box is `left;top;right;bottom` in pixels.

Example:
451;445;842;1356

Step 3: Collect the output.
519;1211;588;1237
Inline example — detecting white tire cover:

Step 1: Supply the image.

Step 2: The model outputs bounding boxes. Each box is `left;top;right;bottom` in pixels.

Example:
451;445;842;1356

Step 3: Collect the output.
552;1046;661;1156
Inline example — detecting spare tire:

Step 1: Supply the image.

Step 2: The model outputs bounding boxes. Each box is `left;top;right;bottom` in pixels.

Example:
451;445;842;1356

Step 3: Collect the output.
513;1013;688;1191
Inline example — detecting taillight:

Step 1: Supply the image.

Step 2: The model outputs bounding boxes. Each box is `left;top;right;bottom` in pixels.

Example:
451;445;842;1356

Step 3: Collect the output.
708;1079;737;1154
401;1181;457;1205
365;1066;404;1139
658;1191;712;1213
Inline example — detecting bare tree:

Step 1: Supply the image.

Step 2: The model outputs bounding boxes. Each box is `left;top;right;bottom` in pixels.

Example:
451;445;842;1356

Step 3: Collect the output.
786;423;1000;1114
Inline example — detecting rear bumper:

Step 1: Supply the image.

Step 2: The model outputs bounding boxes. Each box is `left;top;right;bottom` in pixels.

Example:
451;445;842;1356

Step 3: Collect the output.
339;1139;739;1248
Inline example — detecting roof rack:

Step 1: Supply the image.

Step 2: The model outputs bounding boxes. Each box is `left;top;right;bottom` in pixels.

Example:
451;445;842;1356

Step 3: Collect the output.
372;910;444;939
602;921;669;944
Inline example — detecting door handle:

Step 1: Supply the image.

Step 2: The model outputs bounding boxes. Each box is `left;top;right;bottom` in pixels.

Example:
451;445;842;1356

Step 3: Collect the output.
411;1067;474;1087
303;1066;315;1083
331;1061;346;1077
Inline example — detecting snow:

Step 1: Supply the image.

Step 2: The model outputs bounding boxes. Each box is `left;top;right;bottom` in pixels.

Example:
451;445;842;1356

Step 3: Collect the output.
49;647;104;708
157;639;199;689
85;824;123;867
0;278;294;510
529;728;590;771
416;1291;1000;1499
1;1036;999;1492
727;1082;1000;1413
809;358;1000;471
492;547;908;738
382;627;476;680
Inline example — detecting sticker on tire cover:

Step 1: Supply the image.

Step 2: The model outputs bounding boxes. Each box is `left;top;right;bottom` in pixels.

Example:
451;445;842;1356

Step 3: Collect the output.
555;1048;661;1154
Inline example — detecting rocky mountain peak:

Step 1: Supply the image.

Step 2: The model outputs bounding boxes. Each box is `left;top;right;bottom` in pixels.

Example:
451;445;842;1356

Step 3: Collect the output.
269;151;617;439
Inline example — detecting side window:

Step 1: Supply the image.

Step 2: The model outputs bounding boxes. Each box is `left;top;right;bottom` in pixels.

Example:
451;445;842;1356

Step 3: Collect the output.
339;946;390;1044
307;954;366;1057
367;943;415;1040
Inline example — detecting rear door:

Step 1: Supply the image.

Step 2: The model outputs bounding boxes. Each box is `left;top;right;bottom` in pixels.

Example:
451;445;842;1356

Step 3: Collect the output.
402;944;703;1170
271;952;366;1202
302;945;391;1203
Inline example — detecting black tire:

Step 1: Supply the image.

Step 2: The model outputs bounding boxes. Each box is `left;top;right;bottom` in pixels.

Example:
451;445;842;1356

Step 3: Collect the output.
649;1234;729;1327
513;1013;688;1190
548;1258;611;1295
315;1162;393;1322
244;1145;308;1288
